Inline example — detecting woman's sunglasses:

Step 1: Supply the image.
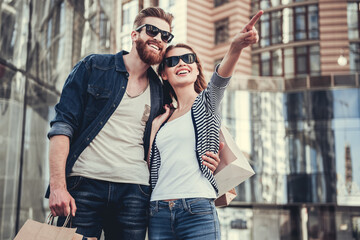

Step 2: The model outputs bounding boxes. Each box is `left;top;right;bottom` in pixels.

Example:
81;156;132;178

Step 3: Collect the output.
163;53;197;68
136;24;174;43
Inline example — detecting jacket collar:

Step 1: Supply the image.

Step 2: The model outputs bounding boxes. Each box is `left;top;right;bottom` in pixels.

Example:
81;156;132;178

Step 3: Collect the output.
115;50;129;72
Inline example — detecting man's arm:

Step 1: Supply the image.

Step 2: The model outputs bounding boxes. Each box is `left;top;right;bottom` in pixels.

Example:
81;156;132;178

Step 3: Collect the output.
201;142;224;173
49;135;76;217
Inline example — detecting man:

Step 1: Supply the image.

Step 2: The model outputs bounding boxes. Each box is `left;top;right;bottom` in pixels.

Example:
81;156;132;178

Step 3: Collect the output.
46;7;220;240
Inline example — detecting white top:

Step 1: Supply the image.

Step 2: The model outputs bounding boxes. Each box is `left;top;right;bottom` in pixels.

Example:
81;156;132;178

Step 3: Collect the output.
150;110;217;201
70;85;151;185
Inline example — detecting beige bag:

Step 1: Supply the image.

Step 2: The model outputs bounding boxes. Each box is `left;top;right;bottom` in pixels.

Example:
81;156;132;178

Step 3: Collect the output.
214;126;255;204
14;214;83;240
215;188;237;207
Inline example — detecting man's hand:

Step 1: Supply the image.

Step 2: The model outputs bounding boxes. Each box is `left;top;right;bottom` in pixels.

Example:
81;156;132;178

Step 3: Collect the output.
202;142;225;173
49;188;76;217
231;10;263;52
48;135;75;217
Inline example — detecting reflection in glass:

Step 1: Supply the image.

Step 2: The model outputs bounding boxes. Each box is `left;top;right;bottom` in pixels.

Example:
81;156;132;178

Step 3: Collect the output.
0;67;25;239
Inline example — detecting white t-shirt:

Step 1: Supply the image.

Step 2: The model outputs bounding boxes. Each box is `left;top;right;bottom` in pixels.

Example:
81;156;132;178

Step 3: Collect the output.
70;85;151;185
150;110;217;201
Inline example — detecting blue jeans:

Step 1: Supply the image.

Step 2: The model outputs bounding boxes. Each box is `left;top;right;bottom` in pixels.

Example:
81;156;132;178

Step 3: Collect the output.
148;198;221;240
57;176;150;240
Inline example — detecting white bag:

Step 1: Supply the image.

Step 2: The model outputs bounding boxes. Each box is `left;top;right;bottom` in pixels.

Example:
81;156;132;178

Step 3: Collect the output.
214;126;255;197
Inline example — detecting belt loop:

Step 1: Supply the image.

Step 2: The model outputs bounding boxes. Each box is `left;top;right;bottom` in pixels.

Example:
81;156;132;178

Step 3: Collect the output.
156;201;159;212
182;199;188;211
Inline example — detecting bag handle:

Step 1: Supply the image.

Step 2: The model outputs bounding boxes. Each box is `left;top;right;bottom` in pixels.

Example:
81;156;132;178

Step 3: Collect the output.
46;213;72;227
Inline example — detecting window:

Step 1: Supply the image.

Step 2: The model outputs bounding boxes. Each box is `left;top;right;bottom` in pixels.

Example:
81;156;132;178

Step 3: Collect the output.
122;0;138;32
261;52;271;76
215;18;229;45
295;46;307;76
309;45;320;75
258;5;318;47
349;43;360;72
260;13;270;47
295;7;306;40
347;2;360;39
272;49;283;76
271;11;282;44
284;48;294;78
295;45;320;77
100;12;110;48
214;0;228;7
252;45;320;77
282;8;293;43
308;5;319;39
252;55;260;76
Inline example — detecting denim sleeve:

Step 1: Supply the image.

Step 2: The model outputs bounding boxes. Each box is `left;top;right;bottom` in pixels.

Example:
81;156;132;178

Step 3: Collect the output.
47;58;91;140
47;122;74;140
206;64;231;113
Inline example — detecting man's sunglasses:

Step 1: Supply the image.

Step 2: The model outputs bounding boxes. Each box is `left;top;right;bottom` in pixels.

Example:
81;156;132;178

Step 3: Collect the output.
136;24;174;43
163;53;197;68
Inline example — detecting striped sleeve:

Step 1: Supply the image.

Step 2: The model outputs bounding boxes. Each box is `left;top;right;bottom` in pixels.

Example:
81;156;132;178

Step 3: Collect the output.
205;64;231;113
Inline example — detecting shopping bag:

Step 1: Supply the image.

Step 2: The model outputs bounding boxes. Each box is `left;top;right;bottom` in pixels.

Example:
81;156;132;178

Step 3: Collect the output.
215;188;237;207
214;126;255;197
14;214;83;240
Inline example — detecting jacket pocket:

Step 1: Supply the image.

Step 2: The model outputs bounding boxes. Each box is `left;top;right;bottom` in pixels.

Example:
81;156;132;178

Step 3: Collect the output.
85;84;111;118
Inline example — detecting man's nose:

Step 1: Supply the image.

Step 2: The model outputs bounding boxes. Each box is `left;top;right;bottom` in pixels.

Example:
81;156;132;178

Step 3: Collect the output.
153;32;163;42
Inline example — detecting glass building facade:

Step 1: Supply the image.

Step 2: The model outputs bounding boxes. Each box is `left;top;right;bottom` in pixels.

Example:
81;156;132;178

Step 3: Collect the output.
1;0;360;240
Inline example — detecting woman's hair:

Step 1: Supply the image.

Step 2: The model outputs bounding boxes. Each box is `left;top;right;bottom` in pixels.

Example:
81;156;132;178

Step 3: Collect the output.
133;7;174;31
157;43;207;101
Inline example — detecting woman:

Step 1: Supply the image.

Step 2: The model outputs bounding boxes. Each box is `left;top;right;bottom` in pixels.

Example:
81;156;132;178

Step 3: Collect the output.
148;11;263;240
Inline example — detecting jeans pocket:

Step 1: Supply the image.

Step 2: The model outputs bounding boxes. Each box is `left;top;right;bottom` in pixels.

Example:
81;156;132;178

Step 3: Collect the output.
66;176;83;191
188;199;213;215
137;184;151;197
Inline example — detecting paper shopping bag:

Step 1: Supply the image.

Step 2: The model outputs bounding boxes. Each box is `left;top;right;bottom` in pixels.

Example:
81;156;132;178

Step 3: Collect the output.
214;126;255;197
14;214;83;240
215;188;237;207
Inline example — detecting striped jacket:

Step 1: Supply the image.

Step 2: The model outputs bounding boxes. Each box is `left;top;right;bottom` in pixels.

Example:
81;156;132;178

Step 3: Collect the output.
149;68;231;195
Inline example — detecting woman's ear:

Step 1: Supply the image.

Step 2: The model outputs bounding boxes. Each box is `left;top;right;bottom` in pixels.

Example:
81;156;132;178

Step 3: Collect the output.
161;72;168;80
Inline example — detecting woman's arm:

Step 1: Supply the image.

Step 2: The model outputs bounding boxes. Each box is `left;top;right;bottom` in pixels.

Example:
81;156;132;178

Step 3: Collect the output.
147;105;171;166
217;10;263;78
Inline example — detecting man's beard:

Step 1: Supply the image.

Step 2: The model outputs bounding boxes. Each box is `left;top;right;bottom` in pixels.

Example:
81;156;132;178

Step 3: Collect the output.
136;38;164;65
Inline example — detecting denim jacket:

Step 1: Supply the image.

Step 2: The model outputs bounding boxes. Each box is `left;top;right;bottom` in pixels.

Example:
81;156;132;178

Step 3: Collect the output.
46;51;166;196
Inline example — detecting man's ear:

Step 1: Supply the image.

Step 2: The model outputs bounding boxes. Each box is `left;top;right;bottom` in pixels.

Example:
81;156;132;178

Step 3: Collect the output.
131;30;138;42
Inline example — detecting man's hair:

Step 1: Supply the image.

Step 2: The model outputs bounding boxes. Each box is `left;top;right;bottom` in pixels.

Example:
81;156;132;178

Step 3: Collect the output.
133;7;174;31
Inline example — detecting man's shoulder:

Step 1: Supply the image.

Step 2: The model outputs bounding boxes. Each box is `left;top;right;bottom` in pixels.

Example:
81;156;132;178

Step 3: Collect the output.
81;53;116;69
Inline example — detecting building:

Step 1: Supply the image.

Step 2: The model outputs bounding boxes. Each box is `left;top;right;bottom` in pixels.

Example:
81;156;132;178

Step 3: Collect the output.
0;0;360;239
